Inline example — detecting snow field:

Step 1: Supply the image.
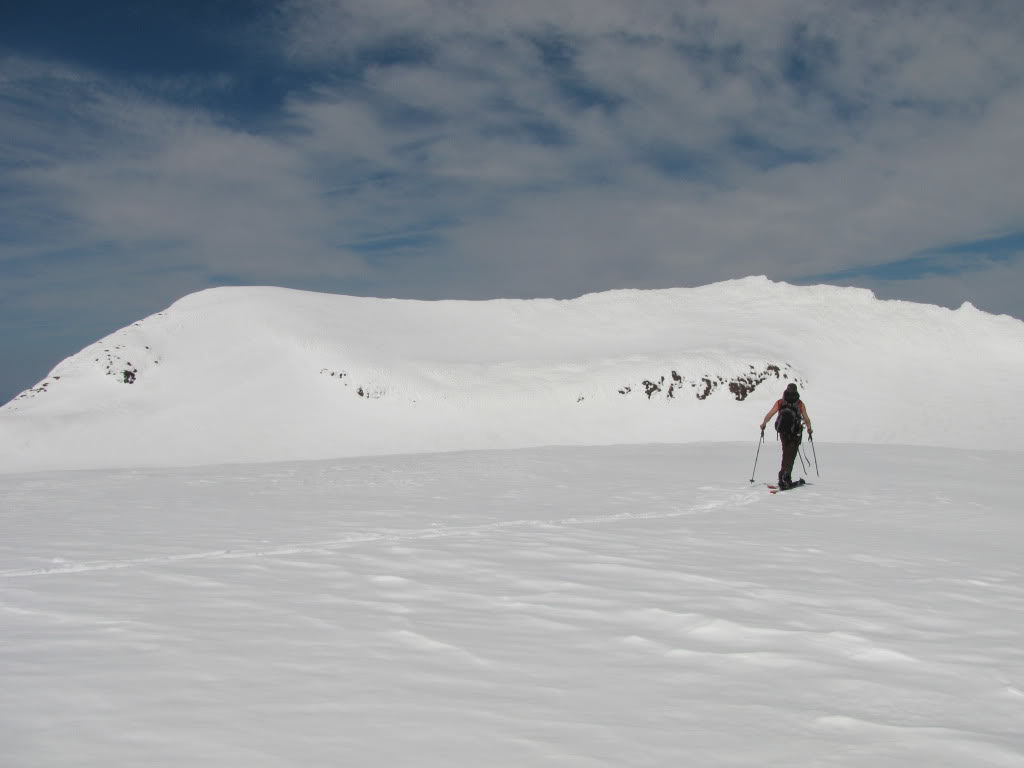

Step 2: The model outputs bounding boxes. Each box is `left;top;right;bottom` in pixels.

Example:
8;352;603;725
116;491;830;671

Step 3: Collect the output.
2;443;1023;767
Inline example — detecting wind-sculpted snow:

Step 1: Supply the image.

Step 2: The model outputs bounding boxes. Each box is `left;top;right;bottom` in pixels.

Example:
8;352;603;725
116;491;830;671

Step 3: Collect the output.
1;276;1023;471
2;444;1022;766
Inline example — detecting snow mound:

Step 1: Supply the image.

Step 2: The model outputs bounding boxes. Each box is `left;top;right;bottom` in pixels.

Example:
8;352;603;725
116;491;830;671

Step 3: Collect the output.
2;277;1023;471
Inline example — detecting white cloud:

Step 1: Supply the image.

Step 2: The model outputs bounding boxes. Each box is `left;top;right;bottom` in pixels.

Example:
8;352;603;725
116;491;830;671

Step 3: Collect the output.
2;1;1023;315
1;59;368;282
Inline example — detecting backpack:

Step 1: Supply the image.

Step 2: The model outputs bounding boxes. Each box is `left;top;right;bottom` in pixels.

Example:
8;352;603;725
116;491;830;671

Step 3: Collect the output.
775;396;803;439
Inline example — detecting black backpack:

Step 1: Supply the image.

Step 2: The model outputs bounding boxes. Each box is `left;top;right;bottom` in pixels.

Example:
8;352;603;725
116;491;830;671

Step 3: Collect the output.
775;395;803;439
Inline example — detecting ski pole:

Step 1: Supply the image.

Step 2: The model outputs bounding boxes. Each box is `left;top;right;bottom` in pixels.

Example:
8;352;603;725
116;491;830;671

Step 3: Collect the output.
750;429;764;483
797;445;808;475
809;433;820;477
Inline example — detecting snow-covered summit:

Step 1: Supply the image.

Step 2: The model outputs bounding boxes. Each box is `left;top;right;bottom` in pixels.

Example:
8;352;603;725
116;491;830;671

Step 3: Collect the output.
3;277;1023;472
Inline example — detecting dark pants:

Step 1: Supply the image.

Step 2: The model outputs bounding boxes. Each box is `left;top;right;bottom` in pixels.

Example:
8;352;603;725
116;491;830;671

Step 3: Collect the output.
780;436;802;481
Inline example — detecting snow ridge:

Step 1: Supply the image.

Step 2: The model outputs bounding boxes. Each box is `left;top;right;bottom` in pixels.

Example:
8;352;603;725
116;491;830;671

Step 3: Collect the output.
2;276;1023;471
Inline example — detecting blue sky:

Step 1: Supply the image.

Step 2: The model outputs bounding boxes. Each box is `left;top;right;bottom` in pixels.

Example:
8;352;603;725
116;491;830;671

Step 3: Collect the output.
2;0;1023;404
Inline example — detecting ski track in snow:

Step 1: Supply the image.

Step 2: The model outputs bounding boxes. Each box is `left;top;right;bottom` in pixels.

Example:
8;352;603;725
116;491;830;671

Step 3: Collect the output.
2;443;1024;767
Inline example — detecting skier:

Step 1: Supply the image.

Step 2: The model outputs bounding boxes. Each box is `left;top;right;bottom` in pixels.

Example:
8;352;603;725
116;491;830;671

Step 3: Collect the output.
759;383;812;490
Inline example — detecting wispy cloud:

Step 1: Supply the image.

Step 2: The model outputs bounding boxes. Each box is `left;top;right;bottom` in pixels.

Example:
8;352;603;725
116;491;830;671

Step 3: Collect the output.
262;0;1024;291
809;232;1024;283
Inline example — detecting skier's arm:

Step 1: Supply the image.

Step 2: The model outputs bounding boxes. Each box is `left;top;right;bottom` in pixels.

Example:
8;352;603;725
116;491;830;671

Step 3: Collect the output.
759;402;779;430
800;402;813;435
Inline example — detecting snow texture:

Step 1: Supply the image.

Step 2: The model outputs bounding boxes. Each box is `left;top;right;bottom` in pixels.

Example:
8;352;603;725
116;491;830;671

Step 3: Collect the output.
2;444;1022;767
2;279;1023;766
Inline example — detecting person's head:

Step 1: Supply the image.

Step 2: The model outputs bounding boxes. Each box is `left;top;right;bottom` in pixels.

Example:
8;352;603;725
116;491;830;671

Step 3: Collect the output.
783;383;800;403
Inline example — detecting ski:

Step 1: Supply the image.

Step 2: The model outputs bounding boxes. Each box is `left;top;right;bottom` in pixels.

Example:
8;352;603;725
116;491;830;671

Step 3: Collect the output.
767;479;807;494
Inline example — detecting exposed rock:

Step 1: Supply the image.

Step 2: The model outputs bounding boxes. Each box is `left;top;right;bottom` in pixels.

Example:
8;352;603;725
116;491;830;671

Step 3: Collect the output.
620;363;804;402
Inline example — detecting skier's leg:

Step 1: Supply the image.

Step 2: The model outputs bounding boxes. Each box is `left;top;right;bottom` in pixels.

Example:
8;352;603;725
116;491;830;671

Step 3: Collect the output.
778;447;788;488
780;438;798;486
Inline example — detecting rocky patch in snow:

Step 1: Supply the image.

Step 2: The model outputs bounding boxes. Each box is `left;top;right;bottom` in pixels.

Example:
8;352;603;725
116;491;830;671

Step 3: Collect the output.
622;363;805;401
320;368;385;399
91;340;163;386
12;376;60;402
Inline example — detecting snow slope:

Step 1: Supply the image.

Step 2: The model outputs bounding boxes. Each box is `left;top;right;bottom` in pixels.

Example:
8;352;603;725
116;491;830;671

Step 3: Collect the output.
3;278;1023;766
2;276;1024;472
2;443;1022;767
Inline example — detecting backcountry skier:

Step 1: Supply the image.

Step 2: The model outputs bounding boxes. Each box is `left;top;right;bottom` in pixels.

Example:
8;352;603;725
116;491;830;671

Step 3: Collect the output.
759;383;812;490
